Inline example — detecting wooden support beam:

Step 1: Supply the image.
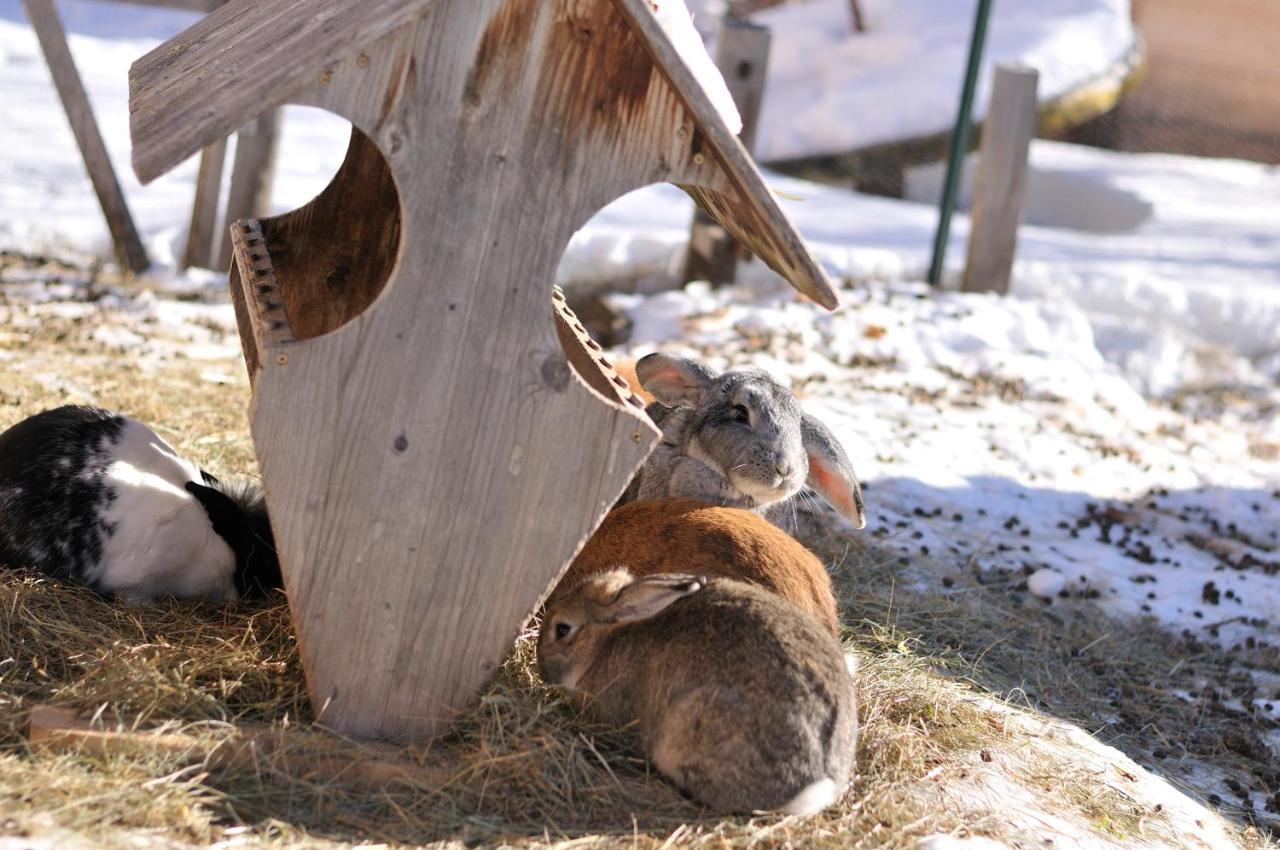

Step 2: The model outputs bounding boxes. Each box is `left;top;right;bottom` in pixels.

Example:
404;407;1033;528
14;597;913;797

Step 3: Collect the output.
216;110;281;271
963;63;1039;294
683;18;772;286
182;139;227;270
21;0;149;275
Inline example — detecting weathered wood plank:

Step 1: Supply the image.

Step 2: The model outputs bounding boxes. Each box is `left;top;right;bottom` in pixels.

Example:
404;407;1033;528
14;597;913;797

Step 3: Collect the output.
216;110;281;271
137;0;845;742
129;0;436;183
684;17;770;285
97;0;225;10
23;0;149;274
181;139;226;270
261;128;399;340
963;64;1038;294
242;0;722;738
612;0;838;308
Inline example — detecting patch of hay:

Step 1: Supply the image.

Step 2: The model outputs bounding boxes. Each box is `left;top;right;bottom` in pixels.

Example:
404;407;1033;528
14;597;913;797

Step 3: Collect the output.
1;258;1275;849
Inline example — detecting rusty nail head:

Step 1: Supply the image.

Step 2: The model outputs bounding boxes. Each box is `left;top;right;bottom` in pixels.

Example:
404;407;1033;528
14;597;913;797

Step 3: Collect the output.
357;53;369;68
276;353;289;365
320;70;332;85
693;152;706;165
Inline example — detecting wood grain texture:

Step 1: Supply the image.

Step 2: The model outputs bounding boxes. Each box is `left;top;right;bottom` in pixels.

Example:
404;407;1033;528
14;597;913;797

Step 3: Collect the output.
182;139;226;270
241;0;748;739
610;0;838;308
128;0;837;309
683;17;770;285
216;110;281;271
553;287;647;412
230;219;294;385
260;128;401;341
24;0;149;274
128;0;436;183
98;0;225;9
139;0;843;741
963;64;1038;294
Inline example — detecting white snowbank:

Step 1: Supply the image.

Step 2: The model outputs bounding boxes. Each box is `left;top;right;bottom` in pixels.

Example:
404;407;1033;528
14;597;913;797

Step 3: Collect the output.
613;279;1280;649
749;0;1135;161
2;10;1277;397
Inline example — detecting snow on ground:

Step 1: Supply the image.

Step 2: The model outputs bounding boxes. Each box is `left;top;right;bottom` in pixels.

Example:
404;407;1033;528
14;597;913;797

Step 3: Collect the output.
611;278;1280;652
737;0;1135;161
3;2;1272;395
1;6;1278;650
564;139;1280;399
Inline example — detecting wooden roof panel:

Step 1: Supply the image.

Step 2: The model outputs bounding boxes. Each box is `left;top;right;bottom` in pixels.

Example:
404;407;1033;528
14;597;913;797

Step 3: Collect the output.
612;0;838;308
129;0;434;183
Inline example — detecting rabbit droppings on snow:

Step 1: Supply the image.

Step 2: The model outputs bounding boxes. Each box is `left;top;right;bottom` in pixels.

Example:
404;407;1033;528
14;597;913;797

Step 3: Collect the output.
538;568;857;815
551;497;840;636
0;405;281;602
622;353;866;533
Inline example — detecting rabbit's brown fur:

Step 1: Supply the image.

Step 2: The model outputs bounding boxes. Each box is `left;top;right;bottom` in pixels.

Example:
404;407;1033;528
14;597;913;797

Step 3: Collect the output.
539;569;857;814
552;498;840;636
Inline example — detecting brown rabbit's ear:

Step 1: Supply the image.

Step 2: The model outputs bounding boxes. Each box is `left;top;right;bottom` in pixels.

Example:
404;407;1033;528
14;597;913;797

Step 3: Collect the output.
801;414;867;529
635;353;717;407
597;574;705;624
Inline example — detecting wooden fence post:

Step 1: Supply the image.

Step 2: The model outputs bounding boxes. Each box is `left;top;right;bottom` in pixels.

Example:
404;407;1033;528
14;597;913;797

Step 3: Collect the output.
682;18;770;286
963;63;1039;294
21;0;149;274
848;0;866;32
216;110;281;271
181;139;227;270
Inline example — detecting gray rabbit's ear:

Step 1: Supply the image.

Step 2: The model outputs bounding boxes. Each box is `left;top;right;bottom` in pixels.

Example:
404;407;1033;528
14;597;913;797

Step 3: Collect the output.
801;414;866;529
635;353;717;407
598;573;705;624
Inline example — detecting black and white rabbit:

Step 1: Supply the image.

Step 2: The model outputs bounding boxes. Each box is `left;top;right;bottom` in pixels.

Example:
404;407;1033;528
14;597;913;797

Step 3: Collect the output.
0;405;281;602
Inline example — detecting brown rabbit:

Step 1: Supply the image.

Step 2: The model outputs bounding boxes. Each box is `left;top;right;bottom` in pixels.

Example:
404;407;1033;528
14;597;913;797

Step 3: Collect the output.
538;568;858;815
552;498;840;636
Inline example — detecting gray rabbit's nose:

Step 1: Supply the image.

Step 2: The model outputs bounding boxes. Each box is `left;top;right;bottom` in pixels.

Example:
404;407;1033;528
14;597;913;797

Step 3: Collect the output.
775;462;793;478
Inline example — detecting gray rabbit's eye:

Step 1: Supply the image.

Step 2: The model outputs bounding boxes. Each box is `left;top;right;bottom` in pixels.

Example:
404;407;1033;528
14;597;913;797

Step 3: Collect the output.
730;404;750;425
554;622;572;640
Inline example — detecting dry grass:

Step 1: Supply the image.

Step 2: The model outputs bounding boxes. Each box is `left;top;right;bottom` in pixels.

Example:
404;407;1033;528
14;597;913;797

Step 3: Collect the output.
1;255;1277;849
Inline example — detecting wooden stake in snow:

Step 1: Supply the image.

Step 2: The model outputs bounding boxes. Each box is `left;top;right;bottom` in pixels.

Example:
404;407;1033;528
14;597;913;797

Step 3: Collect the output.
128;0;836;742
848;0;866;33
182;140;227;271
963;64;1039;295
21;0;149;275
216;111;281;271
684;17;772;286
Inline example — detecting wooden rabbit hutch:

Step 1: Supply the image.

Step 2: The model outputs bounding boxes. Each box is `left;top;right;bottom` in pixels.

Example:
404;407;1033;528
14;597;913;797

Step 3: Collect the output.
128;0;839;741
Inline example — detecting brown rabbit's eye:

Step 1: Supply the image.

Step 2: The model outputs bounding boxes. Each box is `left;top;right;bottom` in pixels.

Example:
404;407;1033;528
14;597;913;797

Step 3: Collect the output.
730;405;750;424
554;622;572;640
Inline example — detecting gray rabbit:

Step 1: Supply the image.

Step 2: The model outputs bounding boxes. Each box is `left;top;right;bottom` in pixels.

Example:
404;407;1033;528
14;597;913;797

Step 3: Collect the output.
621;353;866;532
538;568;858;814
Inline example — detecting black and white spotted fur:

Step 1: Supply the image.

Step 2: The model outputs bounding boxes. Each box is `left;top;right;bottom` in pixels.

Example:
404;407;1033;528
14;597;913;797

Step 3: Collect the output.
0;405;281;602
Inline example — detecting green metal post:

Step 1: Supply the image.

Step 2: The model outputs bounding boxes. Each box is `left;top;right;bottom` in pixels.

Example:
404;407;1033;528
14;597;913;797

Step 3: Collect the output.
927;0;995;287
